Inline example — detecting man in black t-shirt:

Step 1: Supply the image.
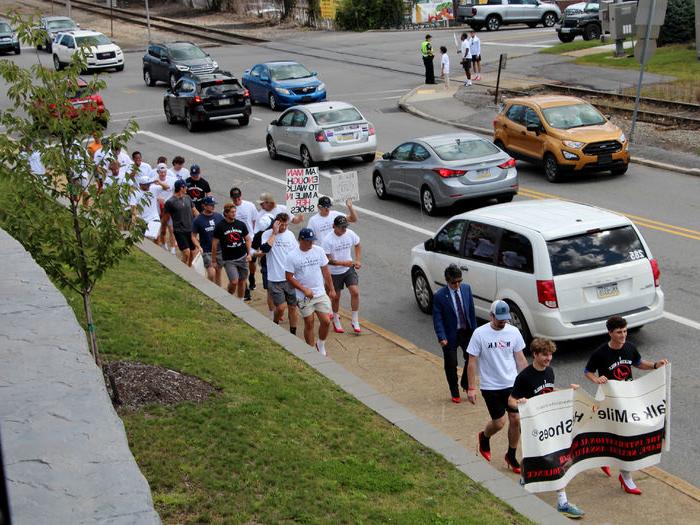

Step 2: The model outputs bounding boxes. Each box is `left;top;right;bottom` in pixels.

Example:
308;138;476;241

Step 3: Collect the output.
584;315;669;496
509;338;584;519
159;179;199;267
185;164;211;213
211;202;252;298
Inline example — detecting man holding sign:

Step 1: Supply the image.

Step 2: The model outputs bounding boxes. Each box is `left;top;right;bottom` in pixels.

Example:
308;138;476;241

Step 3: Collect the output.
308;196;358;244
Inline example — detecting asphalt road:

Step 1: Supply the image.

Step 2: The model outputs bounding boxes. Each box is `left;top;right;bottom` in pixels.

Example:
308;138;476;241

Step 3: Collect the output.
4;26;700;485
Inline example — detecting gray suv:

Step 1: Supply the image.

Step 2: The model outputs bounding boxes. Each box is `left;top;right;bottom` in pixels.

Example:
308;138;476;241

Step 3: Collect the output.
457;0;560;31
0;18;20;55
35;16;78;53
142;42;219;89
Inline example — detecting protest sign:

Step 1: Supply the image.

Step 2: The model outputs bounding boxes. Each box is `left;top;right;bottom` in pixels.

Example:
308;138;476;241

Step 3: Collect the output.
519;366;669;493
286;167;319;214
331;171;360;203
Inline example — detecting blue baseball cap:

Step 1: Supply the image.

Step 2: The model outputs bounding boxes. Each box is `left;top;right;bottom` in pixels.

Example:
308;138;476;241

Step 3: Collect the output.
298;228;316;241
490;300;511;321
190;164;201;175
202;196;216;205
174;179;186;192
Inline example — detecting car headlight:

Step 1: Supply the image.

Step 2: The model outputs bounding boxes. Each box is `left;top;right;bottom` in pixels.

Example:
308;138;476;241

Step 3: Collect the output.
275;87;290;95
562;150;579;160
85;52;94;58
563;140;585;149
212;61;218;69
116;49;123;55
317;82;326;92
176;64;190;72
618;133;626;143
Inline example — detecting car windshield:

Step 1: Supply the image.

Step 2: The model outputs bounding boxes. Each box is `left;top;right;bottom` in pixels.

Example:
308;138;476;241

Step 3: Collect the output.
76;34;111;47
547;225;647;276
432;139;500;161
312;108;363;126
47;19;76;30
541;103;606;129
584;2;599;12
270;63;312;80
0;23;11;33
202;81;241;96
169;44;207;60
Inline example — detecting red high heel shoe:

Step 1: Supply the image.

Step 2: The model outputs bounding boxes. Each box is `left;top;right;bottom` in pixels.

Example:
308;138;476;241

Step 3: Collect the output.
601;466;611;477
619;474;642;495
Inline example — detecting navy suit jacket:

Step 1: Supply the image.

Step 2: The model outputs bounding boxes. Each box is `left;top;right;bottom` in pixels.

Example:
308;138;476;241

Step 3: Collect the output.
432;283;477;348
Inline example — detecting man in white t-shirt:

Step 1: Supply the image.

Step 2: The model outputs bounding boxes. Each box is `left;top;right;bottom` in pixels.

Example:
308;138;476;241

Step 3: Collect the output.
307;195;358;244
469;30;482;81
459;32;473;87
130;173;161;241
261;212;299;335
322;215;362;334
439;45;450;90
171;155;189;181
150;163;177;252
132;151;152;179
230;187;259;298
285;228;336;356
466;300;527;474
256;192;304;231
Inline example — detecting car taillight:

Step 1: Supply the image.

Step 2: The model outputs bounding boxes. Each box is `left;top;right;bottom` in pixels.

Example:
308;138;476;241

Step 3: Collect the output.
369;126;375;136
315;131;327;142
243;89;250;97
649;258;660;287
498;158;516;169
537;279;558;309
433;168;466;178
193;95;202;104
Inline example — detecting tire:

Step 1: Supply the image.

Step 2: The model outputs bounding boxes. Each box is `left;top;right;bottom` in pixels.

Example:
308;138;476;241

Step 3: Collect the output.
268;92;278;111
300;145;314;168
557;32;576;43
583;23;601;41
373;172;388;200
53;54;62;71
14;46;20;55
544;153;562;183
185;109;198;132
266;135;278;160
611;164;628;176
238;115;250;126
115;64;124;72
361;153;376;163
144;69;156;87
36;44;42;51
164;102;177;124
497;194;514;204
45;40;52;53
485;15;501;32
506;301;532;346
542;12;558;28
420;185;438;216
169;73;177;90
526;22;538;28
412;269;434;314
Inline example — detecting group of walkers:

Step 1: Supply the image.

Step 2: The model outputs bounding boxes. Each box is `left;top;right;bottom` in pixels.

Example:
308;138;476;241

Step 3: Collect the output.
421;32;482;88
433;264;669;519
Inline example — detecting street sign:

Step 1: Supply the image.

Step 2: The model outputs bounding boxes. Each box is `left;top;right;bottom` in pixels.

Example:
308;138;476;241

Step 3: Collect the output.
635;0;668;26
634;38;657;64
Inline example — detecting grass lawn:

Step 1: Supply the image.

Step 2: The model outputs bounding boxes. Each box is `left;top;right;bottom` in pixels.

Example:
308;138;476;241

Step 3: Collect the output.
540;39;609;55
60;249;529;525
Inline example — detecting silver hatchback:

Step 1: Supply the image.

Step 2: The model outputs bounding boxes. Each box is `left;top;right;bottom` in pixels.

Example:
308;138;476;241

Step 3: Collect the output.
372;133;519;215
266;101;377;168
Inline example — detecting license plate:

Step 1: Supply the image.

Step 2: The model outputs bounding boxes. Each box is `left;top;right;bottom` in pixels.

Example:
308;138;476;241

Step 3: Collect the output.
598;153;613;164
218;98;231;106
560;28;571;33
597;282;620;299
475;169;491;180
337;134;355;142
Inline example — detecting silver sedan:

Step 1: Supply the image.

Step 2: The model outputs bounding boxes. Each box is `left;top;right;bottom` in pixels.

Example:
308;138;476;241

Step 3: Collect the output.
371;133;519;215
266;101;377;168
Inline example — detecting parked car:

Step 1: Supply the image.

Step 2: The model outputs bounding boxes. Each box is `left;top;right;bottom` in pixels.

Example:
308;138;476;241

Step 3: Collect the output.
456;0;561;31
493;95;629;182
410;199;664;341
372;133;518;216
0;18;20;55
142;41;219;89
31;77;107;129
52;30;124;72
163;72;251;131
266;101;375;168
35;16;78;53
556;2;601;42
242;61;326;111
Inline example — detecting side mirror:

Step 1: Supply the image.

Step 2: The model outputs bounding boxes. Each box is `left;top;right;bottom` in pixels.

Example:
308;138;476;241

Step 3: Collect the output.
311;70;318;76
261;75;269;82
162;56;170;63
424;238;436;252
270;119;278;126
527;123;542;134
244;69;250;74
604;114;611;120
382;152;391;160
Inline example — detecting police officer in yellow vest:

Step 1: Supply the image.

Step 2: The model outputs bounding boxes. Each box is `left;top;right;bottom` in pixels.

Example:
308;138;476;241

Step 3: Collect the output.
421;34;436;84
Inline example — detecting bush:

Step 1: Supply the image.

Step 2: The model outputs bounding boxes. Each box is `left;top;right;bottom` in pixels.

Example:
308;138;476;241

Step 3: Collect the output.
335;0;405;30
658;0;695;46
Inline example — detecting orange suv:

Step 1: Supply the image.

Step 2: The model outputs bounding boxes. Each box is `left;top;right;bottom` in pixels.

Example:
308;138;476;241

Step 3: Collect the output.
493;95;629;182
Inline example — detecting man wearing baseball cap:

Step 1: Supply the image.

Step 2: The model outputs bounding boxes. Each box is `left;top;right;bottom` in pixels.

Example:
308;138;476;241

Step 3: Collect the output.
307;196;358;244
192;196;224;285
159;179;199;266
185;164;211;213
129;172;161;241
256;192;304;230
466;300;528;474
285;228;336;356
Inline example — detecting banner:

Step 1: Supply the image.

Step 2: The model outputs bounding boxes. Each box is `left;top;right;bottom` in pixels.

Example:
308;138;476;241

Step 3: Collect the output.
286;167;319;214
319;0;337;19
331;171;360;202
519;367;669;493
412;1;455;24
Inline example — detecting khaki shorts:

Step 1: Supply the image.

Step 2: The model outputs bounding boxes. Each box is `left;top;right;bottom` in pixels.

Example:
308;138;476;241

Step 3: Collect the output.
298;294;332;318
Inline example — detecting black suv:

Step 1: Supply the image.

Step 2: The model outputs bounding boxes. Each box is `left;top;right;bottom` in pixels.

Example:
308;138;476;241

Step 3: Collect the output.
143;42;219;89
556;2;601;42
163;72;251;131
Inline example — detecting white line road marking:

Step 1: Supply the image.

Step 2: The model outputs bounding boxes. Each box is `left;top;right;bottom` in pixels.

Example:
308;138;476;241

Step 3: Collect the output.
253;117;262;121
109;109;163;116
483;42;552;48
136;129;700;329
111;115;164;123
335;88;409;97
219;147;268;158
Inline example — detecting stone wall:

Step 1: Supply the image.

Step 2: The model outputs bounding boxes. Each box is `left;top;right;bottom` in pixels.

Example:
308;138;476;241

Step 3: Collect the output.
0;229;160;525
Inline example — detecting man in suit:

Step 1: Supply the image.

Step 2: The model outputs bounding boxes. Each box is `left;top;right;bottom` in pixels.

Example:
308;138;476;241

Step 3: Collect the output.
432;264;477;403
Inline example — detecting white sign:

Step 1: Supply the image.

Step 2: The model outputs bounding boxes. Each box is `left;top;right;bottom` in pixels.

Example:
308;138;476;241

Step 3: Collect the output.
286;167;320;214
331;171;360;203
519;367;669;493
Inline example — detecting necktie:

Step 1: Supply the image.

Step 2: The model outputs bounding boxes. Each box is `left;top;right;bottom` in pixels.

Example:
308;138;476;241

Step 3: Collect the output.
454;289;468;330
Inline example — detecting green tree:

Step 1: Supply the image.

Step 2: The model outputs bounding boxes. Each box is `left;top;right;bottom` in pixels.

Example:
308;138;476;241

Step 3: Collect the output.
335;0;405;30
658;0;696;46
0;13;142;366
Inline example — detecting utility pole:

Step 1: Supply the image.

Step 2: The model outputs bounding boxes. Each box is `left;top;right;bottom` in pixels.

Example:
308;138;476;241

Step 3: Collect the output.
66;0;71;18
696;0;700;59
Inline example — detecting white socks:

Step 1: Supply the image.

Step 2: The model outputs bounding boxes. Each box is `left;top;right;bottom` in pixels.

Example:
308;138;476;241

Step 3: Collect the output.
316;340;326;356
557;490;568;507
352;311;359;324
332;314;343;329
620;471;637;489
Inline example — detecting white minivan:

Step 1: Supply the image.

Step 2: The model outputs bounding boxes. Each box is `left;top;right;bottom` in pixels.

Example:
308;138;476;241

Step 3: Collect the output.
409;200;664;340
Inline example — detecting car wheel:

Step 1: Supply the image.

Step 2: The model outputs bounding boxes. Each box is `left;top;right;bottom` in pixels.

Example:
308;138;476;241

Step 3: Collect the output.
300;145;314;168
557;33;576;43
53;54;62;71
611;164;628;176
526;22;538;28
486;15;501;31
420;185;438;216
361;153;376;163
497;194;514;203
544;153;562;183
185;109;197;132
583;24;601;41
506;301;532;346
542;12;558;27
36;44;42;51
46;40;52;53
164;102;177;124
238;115;250;126
268;93;278;111
412;269;433;314
144;69;156;86
266;135;278;160
14;45;20;55
373;172;389;200
169;73;178;90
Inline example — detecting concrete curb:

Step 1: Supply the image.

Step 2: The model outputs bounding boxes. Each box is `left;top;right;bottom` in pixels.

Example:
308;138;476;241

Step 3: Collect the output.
398;86;700;178
137;240;569;524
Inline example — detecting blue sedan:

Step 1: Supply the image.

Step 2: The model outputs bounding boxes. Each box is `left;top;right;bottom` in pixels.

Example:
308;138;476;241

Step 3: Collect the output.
241;61;326;111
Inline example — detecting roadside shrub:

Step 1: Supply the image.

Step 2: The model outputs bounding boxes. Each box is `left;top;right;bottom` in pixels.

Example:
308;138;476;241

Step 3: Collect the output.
335;0;405;30
658;0;695;46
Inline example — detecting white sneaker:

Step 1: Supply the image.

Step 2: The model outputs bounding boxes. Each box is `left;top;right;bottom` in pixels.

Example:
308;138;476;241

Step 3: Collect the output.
316;342;327;356
170;247;177;255
465;80;472;86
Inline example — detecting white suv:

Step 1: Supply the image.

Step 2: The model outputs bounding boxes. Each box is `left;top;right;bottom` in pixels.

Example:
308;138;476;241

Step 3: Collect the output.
410;200;664;340
52;30;124;72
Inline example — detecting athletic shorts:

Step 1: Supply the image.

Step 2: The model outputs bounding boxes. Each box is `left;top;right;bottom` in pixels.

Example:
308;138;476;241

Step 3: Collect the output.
299;294;332;318
224;256;249;282
461;59;471;72
472;55;481;64
331;267;359;291
269;280;298;306
174;230;195;251
481;388;518;420
202;251;224;268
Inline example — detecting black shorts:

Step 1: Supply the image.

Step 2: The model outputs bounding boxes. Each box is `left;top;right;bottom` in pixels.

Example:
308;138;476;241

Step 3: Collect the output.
482;388;518;420
472;55;481;64
174;230;195;251
461;59;471;73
